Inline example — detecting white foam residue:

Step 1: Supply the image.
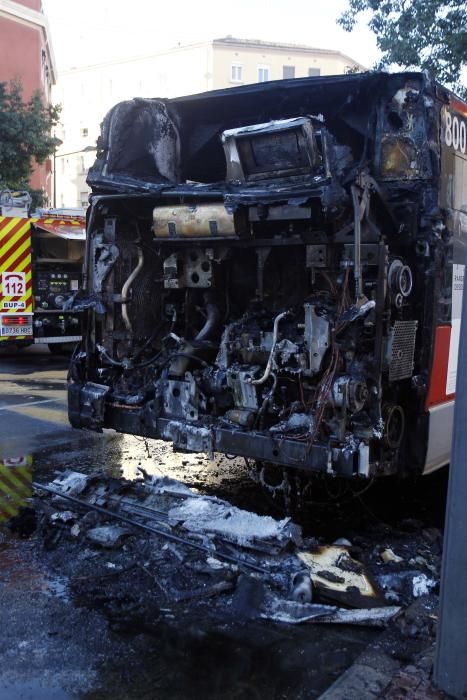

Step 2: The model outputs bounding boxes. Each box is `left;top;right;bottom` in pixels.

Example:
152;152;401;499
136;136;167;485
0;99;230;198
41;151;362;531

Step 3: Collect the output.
168;497;299;548
52;471;89;496
146;475;194;497
412;574;436;598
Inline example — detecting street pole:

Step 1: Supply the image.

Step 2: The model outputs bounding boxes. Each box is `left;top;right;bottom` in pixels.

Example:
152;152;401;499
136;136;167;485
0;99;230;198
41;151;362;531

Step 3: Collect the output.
434;255;467;697
53;147;56;208
52;133;62;209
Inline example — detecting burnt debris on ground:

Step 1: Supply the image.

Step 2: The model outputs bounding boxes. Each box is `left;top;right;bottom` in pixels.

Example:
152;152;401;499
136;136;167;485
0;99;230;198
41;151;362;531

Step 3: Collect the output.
1;455;447;698
28;470;442;637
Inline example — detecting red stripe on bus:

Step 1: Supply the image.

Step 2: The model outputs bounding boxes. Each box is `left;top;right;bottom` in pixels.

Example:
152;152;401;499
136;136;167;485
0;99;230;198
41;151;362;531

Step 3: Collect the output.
426;325;456;409
450;97;467;118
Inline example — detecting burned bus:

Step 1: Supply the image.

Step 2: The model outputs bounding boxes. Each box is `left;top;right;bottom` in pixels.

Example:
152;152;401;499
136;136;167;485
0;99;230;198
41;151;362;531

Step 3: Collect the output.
68;72;467;481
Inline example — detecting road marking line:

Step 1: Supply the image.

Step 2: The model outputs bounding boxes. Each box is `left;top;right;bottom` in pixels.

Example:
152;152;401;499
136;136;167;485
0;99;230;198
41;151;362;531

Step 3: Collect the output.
0;398;58;411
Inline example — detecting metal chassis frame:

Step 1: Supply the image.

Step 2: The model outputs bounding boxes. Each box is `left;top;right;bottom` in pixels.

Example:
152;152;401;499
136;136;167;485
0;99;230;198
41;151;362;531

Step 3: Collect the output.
105;406;352;475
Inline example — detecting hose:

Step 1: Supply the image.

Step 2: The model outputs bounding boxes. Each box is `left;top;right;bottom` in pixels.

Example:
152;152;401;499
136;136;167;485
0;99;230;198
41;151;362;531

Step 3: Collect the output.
169;294;219;376
121;246;144;332
163;352;209;369
97;344;124;367
255;372;277;429
195;298;220;342
250;310;290;386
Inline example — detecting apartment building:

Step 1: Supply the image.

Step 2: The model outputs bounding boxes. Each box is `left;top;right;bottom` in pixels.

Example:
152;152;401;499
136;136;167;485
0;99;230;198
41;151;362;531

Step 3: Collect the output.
213;36;364;86
0;0;56;199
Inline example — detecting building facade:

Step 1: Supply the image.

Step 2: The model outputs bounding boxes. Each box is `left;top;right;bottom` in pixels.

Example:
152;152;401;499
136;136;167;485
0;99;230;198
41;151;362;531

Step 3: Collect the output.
0;0;56;199
212;37;364;87
54;37;364;208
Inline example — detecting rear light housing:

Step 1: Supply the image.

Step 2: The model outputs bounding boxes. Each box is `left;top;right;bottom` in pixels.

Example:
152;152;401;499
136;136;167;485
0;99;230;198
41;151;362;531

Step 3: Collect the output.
1;315;30;326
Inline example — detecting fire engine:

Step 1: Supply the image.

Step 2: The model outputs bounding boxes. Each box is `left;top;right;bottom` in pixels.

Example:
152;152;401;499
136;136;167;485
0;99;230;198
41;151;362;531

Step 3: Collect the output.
0;191;85;352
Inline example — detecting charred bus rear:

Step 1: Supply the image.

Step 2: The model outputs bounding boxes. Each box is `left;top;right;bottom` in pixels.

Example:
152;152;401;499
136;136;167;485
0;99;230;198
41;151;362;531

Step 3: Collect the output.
68;72;467;480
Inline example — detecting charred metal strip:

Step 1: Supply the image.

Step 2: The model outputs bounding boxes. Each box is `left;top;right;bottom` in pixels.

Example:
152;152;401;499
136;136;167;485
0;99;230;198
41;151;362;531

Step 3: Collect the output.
372;242;388;384
105;407;332;473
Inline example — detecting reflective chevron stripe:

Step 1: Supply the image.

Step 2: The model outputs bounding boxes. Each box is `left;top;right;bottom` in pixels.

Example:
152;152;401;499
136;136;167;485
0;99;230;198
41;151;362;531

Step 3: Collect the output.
0;463;32;523
0;216;34;341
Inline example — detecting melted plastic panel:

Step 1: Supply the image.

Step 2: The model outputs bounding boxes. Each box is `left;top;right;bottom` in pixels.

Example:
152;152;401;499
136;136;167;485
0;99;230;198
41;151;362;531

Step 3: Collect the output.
71;73;467;479
95;99;181;184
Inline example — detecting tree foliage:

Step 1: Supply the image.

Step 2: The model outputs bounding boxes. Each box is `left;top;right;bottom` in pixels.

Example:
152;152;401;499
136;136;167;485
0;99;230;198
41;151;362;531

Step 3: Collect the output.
0;80;61;202
339;0;467;96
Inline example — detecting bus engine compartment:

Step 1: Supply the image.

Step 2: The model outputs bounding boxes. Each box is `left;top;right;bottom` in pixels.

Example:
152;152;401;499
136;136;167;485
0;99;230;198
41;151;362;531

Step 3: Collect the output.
68;72;464;481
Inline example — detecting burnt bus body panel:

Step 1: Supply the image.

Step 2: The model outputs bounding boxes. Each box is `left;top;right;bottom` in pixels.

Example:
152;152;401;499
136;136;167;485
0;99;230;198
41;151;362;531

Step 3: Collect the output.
68;72;467;479
423;94;467;472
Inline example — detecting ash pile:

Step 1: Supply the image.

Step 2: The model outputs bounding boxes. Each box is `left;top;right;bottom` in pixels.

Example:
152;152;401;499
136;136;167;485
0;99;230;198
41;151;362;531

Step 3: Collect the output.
28;470;440;639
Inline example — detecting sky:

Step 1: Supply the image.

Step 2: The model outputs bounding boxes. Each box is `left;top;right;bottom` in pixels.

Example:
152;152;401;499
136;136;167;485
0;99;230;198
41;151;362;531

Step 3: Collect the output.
42;0;380;72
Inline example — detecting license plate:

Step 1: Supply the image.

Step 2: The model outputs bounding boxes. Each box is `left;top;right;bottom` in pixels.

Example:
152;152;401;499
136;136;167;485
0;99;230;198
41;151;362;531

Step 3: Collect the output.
1;325;33;336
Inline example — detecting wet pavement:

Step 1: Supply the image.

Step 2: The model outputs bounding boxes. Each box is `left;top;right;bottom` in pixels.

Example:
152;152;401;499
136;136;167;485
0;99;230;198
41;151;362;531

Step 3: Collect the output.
0;346;449;699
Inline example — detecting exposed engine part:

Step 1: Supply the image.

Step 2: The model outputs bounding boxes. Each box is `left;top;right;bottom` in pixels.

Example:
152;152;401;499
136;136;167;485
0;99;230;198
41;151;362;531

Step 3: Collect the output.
332;377;368;413
224;409;256;427
394;293;404;309
303;305;330;376
270;413;314;434
388;259;413;298
306;245;327;268
163;249;214;289
383;405;405;449
164;373;199;422
227;366;260;410
153;204;237;238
